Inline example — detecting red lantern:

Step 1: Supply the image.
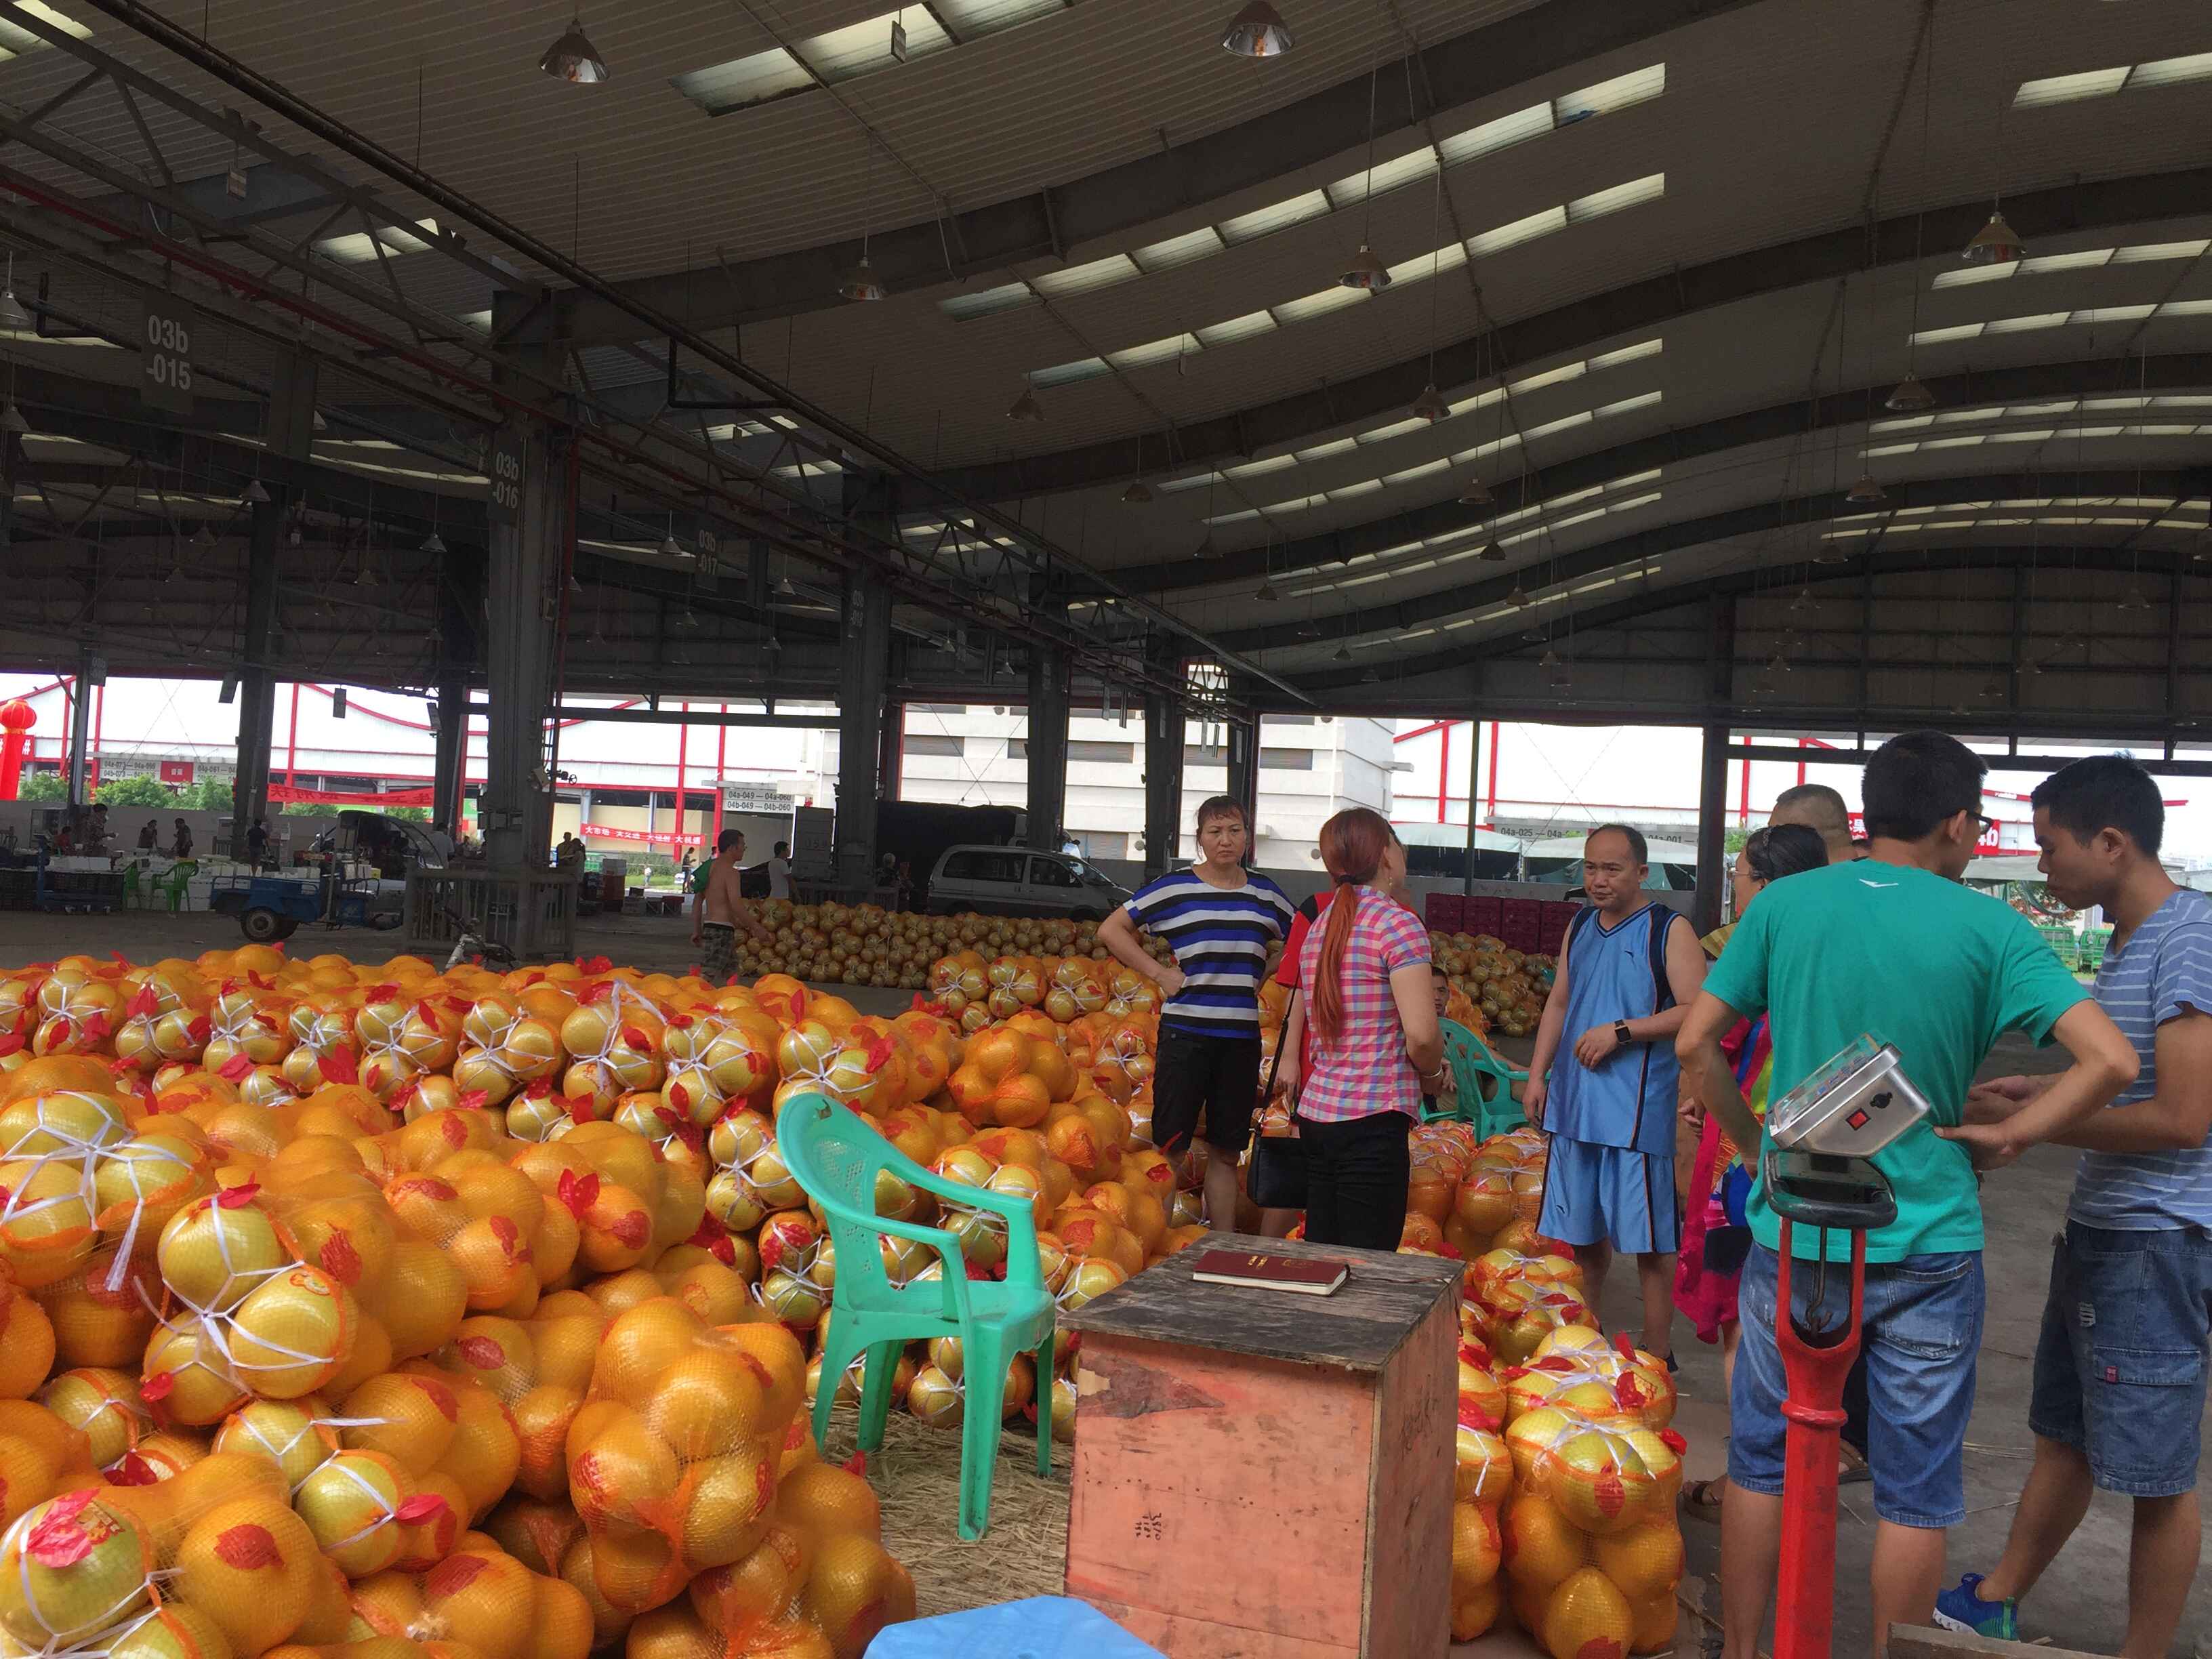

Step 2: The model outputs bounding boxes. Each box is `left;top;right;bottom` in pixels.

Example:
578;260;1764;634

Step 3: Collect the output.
0;700;34;800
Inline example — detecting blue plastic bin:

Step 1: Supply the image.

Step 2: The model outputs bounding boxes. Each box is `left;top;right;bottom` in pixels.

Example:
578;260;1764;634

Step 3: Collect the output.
865;1596;1165;1658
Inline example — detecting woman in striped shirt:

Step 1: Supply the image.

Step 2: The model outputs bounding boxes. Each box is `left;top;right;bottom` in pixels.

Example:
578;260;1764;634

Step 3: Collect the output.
1278;808;1447;1250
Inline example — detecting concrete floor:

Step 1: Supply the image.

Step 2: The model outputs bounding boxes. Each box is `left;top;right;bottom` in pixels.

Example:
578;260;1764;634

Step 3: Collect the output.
3;908;2205;1655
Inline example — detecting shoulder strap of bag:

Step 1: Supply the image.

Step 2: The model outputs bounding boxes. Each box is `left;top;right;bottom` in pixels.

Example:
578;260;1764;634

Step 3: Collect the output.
1648;904;1678;1012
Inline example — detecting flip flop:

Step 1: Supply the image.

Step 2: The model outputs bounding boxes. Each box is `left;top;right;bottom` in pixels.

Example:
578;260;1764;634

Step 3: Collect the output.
1681;1478;1725;1523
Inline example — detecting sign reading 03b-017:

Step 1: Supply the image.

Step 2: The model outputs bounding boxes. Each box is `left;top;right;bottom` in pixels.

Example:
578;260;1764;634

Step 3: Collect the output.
140;293;196;416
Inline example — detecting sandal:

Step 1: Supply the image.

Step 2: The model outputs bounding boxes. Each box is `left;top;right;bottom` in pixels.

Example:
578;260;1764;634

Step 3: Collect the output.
1681;1478;1725;1523
1838;1441;1872;1486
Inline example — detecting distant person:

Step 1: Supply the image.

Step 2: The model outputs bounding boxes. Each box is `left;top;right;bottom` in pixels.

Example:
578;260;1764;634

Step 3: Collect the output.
137;818;158;851
1062;834;1082;857
1525;823;1705;1357
1678;733;2139;1659
85;803;110;853
768;840;792;901
1275;809;1442;1249
170;818;193;860
1770;781;1866;863
554;832;583;872
1422;964;1458;1119
1938;757;2212;1657
1100;796;1294;1231
246;816;270;869
693;828;773;983
678;846;695;885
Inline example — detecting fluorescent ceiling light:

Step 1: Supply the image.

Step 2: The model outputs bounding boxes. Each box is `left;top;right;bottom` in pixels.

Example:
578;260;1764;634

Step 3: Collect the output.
0;2;90;62
1031;253;1140;298
676;0;1058;114
316;218;438;264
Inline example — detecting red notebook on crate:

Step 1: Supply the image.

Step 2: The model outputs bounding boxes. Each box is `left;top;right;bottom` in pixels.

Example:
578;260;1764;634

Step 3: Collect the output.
1188;1248;1350;1296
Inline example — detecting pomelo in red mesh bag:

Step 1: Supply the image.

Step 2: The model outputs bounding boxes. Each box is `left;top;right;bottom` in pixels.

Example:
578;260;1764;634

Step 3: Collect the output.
1504;1332;1675;1431
1504;1408;1685;1536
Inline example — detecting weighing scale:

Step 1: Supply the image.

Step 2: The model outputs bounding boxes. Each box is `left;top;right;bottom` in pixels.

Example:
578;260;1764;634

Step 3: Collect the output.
1758;1036;1926;1659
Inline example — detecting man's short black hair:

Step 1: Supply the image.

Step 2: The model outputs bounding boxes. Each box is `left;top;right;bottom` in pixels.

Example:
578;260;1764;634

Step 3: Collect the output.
2030;755;2164;856
773;841;789;857
1861;731;1987;840
1429;962;1449;980
1586;822;1648;864
716;827;743;853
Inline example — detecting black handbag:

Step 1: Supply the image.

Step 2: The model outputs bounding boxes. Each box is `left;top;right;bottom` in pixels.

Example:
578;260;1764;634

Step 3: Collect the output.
1244;989;1309;1211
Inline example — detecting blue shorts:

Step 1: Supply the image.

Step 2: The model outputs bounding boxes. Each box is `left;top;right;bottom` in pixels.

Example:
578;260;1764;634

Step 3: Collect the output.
2029;1223;2212;1498
1536;1134;1679;1255
1730;1243;1983;1528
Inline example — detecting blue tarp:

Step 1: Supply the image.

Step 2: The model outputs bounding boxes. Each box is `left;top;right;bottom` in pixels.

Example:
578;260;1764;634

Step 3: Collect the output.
865;1596;1165;1658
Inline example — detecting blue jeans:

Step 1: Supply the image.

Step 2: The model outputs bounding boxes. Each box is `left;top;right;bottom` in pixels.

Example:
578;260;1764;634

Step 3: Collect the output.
1730;1242;1984;1528
2030;1223;2212;1497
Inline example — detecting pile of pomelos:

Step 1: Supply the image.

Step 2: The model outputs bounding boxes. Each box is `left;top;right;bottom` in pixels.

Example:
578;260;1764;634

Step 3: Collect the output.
1441;1132;1686;1658
0;946;979;1659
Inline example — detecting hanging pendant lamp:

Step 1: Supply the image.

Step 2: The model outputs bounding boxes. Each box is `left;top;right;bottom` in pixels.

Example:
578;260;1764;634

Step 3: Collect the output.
540;15;609;83
1885;372;1936;413
1338;245;1391;292
1006;387;1045;422
1220;2;1294;58
1962;210;2024;266
839;255;886;302
1845;474;1888;507
1412;384;1449;423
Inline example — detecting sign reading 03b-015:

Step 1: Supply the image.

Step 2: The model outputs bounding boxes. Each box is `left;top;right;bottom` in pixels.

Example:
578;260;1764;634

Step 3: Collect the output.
140;293;196;415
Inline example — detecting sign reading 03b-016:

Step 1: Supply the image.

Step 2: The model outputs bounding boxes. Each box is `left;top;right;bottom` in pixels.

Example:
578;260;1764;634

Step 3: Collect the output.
140;293;196;415
486;426;525;527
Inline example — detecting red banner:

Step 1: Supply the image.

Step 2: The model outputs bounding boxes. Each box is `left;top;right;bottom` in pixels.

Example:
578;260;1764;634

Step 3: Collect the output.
268;783;436;808
157;760;195;785
581;822;705;846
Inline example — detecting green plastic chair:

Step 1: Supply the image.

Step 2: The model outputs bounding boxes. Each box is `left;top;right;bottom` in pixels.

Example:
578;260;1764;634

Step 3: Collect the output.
1433;1018;1528;1140
778;1093;1055;1540
117;863;142;909
160;861;199;913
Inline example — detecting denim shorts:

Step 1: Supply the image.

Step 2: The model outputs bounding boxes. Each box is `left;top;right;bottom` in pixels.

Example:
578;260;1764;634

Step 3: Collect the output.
1729;1242;1984;1528
2029;1223;2212;1497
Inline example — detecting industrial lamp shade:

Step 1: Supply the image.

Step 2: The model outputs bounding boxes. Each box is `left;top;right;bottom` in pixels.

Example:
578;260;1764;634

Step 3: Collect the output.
1339;244;1391;292
1538;648;1559;671
1885;372;1936;413
0;401;27;435
1477;543;1505;562
1460;477;1494;508
1332;644;1352;661
1412;383;1449;423
190;525;217;548
242;480;270;505
1963;210;2024;266
839;255;887;302
1505;581;1530;607
540;16;609;83
1122;478;1155;504
0;290;30;332
1358;665;1380;682
1845;474;1888;507
2118;586;2153;612
1255;579;1280;602
422;531;448;554
1221;1;1294;58
1006;386;1046;422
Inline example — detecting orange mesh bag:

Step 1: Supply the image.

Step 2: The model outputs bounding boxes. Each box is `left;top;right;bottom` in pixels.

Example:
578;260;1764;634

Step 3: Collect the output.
335;1532;594;1659
562;1297;810;1617
1502;1408;1685;1537
1501;1332;1675;1431
0;1088;137;1291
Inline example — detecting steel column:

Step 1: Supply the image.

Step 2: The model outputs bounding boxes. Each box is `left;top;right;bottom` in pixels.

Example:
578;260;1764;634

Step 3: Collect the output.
1695;722;1731;935
431;677;467;838
1224;712;1259;853
1143;634;1186;878
1025;647;1069;852
480;423;562;869
65;649;93;804
230;493;280;830
1462;718;1483;897
835;574;892;886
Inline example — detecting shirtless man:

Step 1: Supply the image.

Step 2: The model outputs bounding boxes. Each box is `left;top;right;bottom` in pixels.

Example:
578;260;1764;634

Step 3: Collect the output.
691;828;773;983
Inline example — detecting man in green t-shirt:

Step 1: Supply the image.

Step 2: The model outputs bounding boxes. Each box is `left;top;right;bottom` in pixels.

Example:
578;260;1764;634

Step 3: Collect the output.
1677;731;2138;1659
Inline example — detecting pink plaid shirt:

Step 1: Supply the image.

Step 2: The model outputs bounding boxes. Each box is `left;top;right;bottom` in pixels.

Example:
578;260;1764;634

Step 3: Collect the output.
1294;885;1431;1124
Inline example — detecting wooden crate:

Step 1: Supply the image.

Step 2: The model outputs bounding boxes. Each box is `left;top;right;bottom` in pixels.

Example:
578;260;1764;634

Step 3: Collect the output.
1064;1233;1462;1658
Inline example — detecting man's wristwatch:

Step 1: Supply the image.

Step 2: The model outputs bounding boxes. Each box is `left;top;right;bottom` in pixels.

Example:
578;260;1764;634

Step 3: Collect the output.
1614;1019;1634;1048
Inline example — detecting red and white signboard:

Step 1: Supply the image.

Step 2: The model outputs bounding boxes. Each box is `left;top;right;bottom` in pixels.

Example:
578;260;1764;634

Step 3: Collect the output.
581;822;705;847
158;760;195;785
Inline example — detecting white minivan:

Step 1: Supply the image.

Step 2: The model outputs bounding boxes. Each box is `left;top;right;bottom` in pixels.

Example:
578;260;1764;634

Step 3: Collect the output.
924;845;1128;920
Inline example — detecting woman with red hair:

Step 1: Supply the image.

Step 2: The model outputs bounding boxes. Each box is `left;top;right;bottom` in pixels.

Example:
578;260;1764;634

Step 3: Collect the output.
1277;808;1447;1248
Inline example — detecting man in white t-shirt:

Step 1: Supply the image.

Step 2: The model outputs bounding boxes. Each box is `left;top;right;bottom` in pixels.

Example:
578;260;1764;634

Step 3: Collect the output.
768;841;792;900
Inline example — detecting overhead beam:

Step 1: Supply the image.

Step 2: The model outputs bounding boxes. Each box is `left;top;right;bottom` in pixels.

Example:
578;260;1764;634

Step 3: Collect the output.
546;706;838;730
1727;743;2212;779
1212;466;2211;655
1284;539;2212;691
936;165;2212;501
535;0;1764;347
1102;352;2212;595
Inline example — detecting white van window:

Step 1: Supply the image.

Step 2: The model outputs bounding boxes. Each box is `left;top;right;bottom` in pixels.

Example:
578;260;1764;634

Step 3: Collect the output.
943;849;1025;883
1028;856;1082;888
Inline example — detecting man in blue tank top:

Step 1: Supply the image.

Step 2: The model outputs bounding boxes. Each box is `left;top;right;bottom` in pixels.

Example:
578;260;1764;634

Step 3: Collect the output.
1524;823;1707;1359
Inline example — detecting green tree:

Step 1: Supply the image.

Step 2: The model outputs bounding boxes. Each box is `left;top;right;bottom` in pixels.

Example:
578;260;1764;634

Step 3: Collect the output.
176;778;236;811
1725;826;1754;854
15;771;65;801
93;774;180;808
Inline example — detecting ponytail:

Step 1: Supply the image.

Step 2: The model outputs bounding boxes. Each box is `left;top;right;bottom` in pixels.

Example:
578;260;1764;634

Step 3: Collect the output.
1307;806;1397;1049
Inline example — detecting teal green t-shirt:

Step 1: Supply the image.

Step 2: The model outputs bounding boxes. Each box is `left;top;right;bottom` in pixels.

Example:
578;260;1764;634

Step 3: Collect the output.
1702;859;2088;1262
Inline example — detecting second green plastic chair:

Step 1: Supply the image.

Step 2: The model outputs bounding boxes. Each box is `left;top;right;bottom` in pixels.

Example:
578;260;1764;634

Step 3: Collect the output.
777;1092;1055;1540
1435;1017;1530;1141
